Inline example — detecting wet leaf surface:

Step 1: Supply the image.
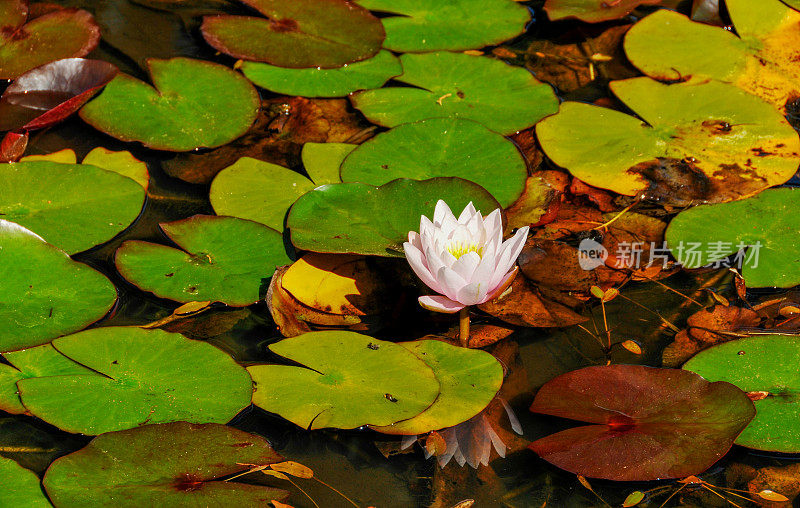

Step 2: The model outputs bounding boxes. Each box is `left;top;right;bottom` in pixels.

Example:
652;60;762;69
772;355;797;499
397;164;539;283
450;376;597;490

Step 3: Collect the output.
665;188;800;288
116;215;291;306
0;158;145;254
372;339;504;435
662;305;760;367
0;220;117;352
537;78;800;205
248;331;440;429
529;364;755;481
0;456;52;508
18;327;253;435
0;3;100;79
241;50;401;98
354;0;530;52
43;422;288;507
625;0;800;111
684;335;800;452
351;52;558;135
80;57;260;151
0;58;117;133
201;0;384;68
287;177;500;257
544;0;662;22
340;118;527;207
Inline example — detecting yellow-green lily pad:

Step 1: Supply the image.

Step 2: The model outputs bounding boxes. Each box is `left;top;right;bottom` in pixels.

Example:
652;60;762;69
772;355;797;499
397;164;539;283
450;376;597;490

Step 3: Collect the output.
624;0;800;111
248;332;440;429
536;77;800;205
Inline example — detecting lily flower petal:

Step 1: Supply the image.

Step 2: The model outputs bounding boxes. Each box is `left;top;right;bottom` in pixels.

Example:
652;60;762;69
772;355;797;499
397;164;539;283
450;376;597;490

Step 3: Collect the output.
418;295;464;313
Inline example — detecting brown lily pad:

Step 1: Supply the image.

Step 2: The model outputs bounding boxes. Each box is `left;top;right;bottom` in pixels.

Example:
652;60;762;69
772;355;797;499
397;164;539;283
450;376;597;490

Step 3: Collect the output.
0;2;100;79
201;0;384;68
544;0;662;23
478;276;587;328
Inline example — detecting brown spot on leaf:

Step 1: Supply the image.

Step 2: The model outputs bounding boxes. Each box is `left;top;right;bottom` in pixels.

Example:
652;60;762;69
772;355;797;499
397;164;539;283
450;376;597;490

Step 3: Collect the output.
627;157;711;206
270;18;299;33
173;474;204;492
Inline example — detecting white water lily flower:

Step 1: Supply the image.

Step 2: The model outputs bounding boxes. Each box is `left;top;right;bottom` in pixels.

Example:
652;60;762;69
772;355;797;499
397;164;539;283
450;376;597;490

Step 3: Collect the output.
403;200;529;314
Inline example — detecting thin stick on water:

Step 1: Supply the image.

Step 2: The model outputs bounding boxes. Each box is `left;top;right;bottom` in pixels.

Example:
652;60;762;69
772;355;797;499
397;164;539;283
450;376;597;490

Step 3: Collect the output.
459;307;470;347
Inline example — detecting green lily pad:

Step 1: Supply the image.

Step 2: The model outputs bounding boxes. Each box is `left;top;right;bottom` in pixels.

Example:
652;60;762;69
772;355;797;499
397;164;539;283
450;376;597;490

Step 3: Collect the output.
201;0;384;68
43;422;288;507
116;215;291;306
248;331;440;429
544;0;661;22
17;327;253;435
210;158;317;231
372;340;504;435
351;52;558;135
0;344;96;414
340;118;526;207
241;50;401;98
536;77;800;206
80;57;260;151
665;188;800;288
287;177;501;257
355;0;530;52
22;148;149;190
301;142;355;185
0;4;100;79
0;456;52;508
0;220;117;352
624;0;800;110
684;336;800;452
0;160;146;254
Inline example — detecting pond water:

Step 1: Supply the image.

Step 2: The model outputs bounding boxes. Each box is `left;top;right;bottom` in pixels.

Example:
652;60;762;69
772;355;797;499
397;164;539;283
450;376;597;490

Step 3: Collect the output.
3;0;800;507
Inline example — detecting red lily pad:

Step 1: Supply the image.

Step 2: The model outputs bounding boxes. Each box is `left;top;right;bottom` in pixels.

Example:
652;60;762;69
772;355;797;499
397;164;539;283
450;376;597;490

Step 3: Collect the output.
0;2;100;79
529;365;755;481
201;0;384;69
0;58;118;132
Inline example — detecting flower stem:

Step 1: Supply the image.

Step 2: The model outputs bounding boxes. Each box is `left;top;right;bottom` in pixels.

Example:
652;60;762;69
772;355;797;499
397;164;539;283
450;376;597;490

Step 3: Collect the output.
459;307;470;347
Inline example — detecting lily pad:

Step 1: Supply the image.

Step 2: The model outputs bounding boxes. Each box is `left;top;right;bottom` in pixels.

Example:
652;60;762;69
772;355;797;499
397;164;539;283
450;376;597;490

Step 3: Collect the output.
0;58;118;133
624;0;800;110
355;0;531;52
17;327;253;435
241;50;401;98
372;340;504;435
79;57;260;151
0;3;100;79
684;336;800;453
0;343;96;414
201;0;384;68
536;77;800;205
301;142;355;185
665;188;800;288
544;0;661;22
43;422;288;507
0;220;117;352
249;332;440;429
351;52;558;135
340;118;527;207
20;148;149;189
115;215;291;306
529;365;755;481
0;160;146;254
0;456;52;508
210;157;317;231
287;177;501;257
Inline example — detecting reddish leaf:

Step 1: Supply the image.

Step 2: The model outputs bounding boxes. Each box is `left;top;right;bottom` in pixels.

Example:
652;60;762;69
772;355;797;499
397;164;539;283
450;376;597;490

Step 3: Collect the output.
529;365;755;481
0;0;28;32
0;6;100;79
0;130;28;161
201;0;384;68
0;58;117;132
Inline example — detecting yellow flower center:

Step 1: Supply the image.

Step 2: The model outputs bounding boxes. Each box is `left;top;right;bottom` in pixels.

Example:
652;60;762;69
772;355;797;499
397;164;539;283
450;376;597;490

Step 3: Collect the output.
447;242;483;260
